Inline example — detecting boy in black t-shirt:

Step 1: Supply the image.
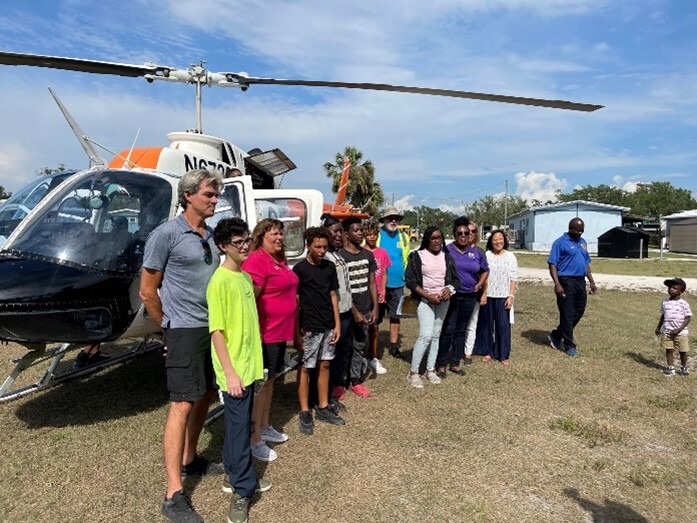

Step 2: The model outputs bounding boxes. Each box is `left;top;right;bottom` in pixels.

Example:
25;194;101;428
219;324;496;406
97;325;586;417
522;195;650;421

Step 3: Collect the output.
293;227;345;434
339;217;379;398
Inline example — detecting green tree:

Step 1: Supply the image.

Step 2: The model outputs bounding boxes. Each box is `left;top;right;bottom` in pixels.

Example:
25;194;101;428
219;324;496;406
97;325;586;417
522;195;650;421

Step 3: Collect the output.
556;184;628;207
626;182;697;218
467;195;528;228
0;185;10;200
36;164;67;176
323;146;385;217
556;181;697;218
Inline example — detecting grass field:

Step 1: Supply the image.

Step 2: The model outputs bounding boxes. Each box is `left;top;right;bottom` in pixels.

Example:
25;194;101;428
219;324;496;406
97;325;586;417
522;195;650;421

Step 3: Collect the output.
514;249;697;277
0;284;695;522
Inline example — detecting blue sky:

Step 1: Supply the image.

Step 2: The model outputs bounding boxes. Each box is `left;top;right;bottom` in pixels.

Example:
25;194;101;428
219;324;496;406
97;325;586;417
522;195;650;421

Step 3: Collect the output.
1;0;696;213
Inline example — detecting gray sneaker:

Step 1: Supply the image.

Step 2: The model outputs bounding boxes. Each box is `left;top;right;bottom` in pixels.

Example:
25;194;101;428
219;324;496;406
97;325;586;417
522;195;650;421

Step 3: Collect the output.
407;372;424;389
679;366;689;376
315;406;346;425
222;477;272;494
228;494;250;523
424;370;442;384
662;366;676;376
161;490;203;523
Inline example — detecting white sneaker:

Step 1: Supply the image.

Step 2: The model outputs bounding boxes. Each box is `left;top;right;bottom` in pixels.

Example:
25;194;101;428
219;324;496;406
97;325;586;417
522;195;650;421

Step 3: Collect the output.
407;372;424;389
260;425;289;443
425;370;442;384
251;441;278;462
370;357;387;374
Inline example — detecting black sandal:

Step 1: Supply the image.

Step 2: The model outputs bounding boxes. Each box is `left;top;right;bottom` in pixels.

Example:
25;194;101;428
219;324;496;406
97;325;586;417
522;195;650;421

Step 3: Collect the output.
449;366;465;376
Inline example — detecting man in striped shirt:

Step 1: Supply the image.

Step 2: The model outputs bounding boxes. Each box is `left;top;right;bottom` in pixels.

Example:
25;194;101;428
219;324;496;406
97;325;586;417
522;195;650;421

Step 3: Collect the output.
340;217;378;398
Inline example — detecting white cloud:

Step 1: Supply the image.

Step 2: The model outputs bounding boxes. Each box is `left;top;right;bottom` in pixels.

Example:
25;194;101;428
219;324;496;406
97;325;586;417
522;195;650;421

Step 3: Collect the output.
392;195;415;212
514;171;568;202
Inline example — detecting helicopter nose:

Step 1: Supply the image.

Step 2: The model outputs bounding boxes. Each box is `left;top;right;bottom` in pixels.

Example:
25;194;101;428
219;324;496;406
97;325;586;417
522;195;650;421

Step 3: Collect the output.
0;256;136;344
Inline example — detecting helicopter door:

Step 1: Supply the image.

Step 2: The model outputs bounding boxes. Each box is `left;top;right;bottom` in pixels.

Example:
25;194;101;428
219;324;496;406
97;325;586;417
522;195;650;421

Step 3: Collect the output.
207;176;252;230
252;189;324;265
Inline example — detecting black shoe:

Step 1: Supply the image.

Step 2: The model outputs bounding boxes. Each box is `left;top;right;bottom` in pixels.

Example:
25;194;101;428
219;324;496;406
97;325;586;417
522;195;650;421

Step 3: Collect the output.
88;350;109;365
181;454;224;476
315;406;346;426
329;397;347;413
463;357;473;365
299;410;314;435
449;366;465;376
389;347;407;360
73;351;90;370
161;490;203;523
436;368;447;380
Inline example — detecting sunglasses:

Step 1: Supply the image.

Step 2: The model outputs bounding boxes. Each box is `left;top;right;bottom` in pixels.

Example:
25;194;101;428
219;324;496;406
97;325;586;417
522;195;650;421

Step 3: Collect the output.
455;230;470;236
200;239;212;265
229;237;252;249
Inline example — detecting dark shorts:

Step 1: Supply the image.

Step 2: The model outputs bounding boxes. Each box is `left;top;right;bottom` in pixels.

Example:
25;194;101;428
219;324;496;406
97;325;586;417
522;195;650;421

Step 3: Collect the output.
385;287;404;319
377;303;387;325
263;341;287;379
164;327;216;402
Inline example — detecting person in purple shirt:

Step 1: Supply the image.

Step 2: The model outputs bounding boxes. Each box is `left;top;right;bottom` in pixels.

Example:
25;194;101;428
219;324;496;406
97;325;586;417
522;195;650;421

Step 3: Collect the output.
436;216;489;377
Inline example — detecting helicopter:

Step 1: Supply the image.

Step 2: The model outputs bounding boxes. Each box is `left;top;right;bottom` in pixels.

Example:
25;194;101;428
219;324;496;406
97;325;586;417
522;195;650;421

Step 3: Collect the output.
0;51;602;401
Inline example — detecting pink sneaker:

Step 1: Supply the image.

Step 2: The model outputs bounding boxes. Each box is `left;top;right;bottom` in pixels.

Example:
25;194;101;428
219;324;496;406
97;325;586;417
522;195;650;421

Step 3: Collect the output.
349;383;371;398
332;386;346;400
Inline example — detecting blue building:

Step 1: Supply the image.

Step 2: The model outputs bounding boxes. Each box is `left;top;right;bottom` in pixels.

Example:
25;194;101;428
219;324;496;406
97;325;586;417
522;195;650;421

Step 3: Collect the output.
507;200;629;253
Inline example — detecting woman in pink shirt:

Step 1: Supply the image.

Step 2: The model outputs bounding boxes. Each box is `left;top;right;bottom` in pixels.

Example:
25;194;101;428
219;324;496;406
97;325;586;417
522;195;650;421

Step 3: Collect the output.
404;226;459;388
242;218;299;462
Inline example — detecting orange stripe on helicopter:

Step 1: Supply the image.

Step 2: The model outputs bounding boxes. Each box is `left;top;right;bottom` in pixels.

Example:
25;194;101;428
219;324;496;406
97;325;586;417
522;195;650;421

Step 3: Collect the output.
108;148;163;170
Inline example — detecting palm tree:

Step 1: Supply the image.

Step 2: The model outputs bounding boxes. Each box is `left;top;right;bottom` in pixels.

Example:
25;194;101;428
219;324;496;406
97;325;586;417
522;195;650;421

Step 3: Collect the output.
323;146;385;217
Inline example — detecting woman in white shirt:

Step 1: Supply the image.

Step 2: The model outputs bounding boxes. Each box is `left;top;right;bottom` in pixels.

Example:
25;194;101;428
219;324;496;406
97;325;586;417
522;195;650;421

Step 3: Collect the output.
404;227;460;388
480;230;518;364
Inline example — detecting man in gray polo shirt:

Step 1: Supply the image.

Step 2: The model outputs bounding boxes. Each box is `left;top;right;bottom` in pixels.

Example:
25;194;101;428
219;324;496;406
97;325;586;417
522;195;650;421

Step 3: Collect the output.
140;169;224;523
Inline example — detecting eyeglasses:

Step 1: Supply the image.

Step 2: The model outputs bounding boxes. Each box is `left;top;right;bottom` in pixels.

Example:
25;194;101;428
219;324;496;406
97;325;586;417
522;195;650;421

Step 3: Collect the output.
229;237;252;249
200;239;212;265
455;230;470;236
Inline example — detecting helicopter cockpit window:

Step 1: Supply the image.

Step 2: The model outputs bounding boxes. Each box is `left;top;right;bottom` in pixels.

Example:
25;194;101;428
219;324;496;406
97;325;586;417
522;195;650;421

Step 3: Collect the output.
7;170;172;273
0;171;74;245
254;197;307;257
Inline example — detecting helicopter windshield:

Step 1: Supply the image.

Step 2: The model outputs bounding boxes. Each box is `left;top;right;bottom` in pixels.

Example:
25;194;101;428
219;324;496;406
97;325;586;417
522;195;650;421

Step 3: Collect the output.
6;170;172;273
0;171;76;245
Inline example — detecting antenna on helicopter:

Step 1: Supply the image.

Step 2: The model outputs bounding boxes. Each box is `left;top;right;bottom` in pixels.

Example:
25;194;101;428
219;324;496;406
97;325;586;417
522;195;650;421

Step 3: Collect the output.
124;128;141;169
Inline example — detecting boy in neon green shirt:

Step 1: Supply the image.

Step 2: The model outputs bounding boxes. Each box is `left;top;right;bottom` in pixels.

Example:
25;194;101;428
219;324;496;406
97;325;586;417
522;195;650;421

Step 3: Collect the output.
207;218;269;523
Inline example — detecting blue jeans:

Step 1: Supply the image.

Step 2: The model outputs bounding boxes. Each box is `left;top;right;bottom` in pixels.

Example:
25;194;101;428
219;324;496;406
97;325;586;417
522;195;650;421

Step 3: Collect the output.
223;388;257;498
437;293;477;368
411;300;449;373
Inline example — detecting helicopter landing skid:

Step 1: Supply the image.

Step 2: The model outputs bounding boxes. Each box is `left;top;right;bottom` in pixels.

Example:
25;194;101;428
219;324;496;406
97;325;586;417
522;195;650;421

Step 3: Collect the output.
0;339;164;402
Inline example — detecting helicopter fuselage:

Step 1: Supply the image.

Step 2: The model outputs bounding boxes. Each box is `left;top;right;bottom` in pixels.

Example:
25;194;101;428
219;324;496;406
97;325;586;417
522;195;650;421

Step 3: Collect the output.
0;131;323;347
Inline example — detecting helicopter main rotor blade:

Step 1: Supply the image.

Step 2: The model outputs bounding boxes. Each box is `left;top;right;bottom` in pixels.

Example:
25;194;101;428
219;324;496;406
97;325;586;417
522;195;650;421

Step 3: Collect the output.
0;51;166;77
234;76;603;112
0;51;602;112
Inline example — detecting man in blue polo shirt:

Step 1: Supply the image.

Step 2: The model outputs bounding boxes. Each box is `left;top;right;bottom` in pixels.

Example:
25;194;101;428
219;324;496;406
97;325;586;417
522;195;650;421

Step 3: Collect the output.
547;218;597;357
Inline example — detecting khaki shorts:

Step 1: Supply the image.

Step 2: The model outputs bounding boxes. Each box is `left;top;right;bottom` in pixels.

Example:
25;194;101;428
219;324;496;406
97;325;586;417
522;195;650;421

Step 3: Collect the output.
660;333;689;352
